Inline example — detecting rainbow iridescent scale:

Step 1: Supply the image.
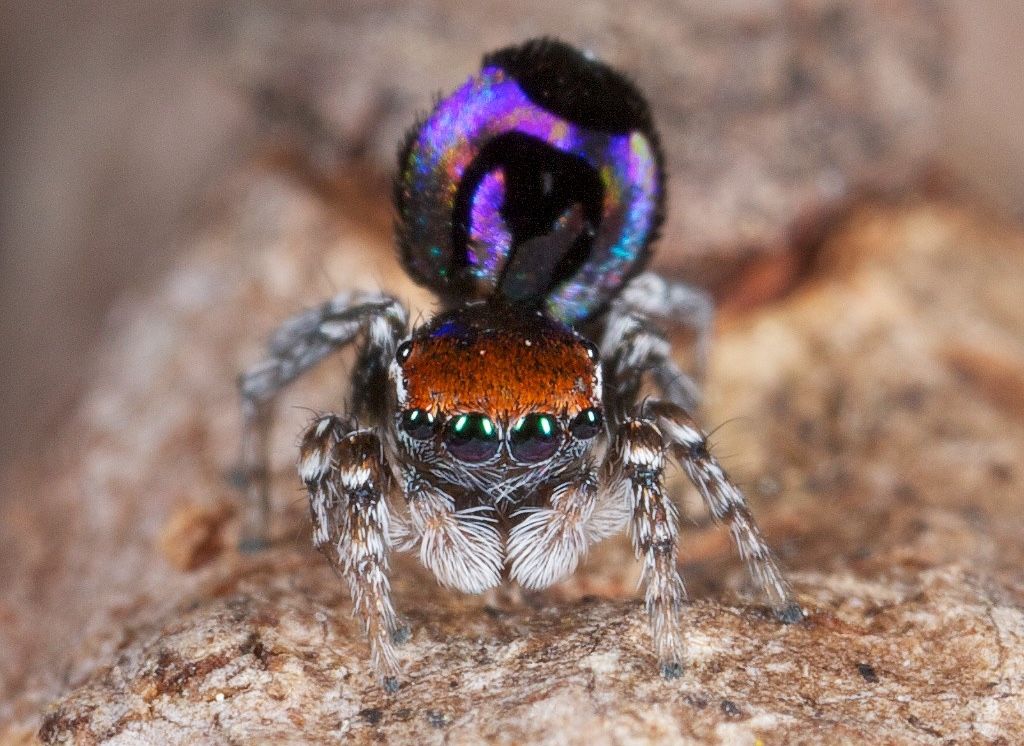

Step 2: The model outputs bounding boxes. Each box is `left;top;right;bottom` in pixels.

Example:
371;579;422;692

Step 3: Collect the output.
397;46;662;325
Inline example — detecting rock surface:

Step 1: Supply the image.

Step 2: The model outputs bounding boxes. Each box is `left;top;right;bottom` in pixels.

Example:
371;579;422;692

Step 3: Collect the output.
1;151;1023;741
0;7;1020;737
35;564;1024;744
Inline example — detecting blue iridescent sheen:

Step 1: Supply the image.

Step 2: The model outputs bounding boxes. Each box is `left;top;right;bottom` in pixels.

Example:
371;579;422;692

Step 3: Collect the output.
397;47;661;324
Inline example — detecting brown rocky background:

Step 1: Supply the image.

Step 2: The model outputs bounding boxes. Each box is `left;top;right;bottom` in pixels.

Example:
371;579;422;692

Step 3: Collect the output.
2;2;1024;743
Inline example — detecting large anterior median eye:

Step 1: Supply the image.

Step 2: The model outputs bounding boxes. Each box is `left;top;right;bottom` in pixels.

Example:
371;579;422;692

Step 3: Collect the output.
509;413;562;463
400;409;437;440
444;413;499;462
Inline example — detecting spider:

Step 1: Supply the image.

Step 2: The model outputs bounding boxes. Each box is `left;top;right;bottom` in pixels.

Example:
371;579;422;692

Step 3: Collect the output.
238;38;802;691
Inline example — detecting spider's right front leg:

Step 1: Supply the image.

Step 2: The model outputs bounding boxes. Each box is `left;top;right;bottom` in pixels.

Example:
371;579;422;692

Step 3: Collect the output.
237;291;406;548
299;414;402;691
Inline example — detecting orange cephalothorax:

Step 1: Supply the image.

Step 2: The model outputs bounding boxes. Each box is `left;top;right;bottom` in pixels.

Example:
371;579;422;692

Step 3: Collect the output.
396;303;599;422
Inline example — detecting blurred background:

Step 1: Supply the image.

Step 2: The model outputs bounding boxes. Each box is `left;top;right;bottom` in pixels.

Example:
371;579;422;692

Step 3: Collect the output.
0;0;1022;461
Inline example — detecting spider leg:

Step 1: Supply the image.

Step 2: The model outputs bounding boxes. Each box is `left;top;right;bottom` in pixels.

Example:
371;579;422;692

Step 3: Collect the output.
600;310;701;421
299;414;403;691
609;271;714;391
645;400;803;624
237;291;407;548
605;418;686;677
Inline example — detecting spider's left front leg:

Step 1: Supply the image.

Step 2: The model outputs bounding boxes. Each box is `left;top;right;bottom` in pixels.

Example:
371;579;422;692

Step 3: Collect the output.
602;306;803;626
299;414;402;690
646;400;803;625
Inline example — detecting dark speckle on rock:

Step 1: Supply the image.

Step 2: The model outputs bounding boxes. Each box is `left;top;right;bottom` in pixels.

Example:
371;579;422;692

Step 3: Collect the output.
391;625;412;645
685;693;709;709
426;710;450;729
358;708;383;725
720;699;742;718
857;663;879;683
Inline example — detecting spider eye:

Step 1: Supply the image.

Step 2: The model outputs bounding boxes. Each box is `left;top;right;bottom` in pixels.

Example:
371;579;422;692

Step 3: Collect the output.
396;341;413;364
509;413;562;463
569;408;603;440
400;408;437;440
444;413;499;462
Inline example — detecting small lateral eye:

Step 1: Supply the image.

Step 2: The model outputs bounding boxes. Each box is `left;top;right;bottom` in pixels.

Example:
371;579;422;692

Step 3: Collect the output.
444;413;499;462
570;408;603;440
396;341;413;364
400;408;437;440
509;413;562;463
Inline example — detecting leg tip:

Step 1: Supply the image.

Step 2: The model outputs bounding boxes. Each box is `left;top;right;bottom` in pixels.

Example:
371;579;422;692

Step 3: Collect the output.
659;661;684;679
382;676;400;694
776;601;804;625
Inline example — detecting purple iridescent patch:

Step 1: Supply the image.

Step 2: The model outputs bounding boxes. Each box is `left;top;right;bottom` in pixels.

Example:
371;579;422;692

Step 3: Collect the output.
399;65;660;324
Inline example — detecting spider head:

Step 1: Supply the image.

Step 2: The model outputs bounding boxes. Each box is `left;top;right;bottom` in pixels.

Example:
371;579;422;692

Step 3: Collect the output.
388;303;604;492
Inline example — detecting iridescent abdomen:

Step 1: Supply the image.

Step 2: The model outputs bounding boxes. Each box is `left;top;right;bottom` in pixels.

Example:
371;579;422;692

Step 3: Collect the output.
395;39;664;325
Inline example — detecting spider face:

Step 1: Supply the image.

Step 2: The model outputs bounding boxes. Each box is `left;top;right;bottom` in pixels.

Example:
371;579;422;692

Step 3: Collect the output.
389;302;604;500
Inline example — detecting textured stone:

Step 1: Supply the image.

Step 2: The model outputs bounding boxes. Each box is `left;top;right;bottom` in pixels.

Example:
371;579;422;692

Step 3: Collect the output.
35;564;1024;744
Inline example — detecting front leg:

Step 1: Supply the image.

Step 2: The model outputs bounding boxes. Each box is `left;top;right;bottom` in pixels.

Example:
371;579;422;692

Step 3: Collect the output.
238;291;406;548
606;418;686;677
646;400;803;624
299;414;402;691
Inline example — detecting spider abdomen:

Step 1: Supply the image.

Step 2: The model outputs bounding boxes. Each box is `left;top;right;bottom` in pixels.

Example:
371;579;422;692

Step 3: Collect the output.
395;38;665;325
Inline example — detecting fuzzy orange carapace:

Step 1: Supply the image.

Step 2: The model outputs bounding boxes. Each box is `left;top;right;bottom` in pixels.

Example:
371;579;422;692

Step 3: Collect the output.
401;321;597;421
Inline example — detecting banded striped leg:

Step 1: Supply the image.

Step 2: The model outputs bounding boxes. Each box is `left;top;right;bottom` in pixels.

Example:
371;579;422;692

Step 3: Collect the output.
237;292;407;548
608;272;715;399
299;415;403;691
601;311;702;422
646;400;803;624
608;419;686;677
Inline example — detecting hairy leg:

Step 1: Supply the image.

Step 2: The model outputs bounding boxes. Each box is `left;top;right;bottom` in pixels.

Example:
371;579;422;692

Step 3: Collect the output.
600;311;702;419
613;272;714;381
645;400;803;623
604;418;686;677
238;291;406;548
601;272;802;623
299;414;403;690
